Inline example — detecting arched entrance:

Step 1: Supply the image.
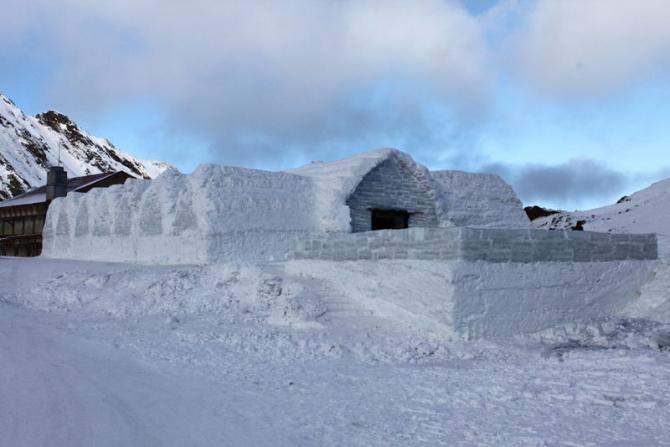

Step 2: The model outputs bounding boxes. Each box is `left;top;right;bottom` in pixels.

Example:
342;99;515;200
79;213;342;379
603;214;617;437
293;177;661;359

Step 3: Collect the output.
346;156;438;232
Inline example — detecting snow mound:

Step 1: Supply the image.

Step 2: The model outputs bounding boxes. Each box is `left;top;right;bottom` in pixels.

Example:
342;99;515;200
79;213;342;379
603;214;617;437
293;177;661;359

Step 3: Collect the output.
2;257;462;363
4;255;657;348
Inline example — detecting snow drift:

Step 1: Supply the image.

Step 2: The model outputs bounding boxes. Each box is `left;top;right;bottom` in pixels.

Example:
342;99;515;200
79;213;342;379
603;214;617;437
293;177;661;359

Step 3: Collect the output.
2;257;656;342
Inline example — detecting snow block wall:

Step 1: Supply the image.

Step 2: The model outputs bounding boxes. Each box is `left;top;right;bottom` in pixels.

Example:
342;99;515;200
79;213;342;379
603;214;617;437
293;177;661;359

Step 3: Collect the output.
42;166;316;264
285;258;656;338
431;170;530;228
42;148;531;264
448;259;657;337
346;156;439;232
291;227;658;263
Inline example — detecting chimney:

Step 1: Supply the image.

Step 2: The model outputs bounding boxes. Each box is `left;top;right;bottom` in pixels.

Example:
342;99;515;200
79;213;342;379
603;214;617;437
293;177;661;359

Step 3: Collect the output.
46;166;68;201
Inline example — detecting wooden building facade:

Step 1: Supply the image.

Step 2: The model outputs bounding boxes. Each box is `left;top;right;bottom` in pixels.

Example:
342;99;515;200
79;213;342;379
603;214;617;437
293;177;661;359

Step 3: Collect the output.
0;169;133;257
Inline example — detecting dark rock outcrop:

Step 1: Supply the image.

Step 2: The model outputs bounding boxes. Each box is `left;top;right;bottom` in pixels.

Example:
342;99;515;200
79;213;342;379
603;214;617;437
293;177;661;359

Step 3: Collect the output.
524;205;561;221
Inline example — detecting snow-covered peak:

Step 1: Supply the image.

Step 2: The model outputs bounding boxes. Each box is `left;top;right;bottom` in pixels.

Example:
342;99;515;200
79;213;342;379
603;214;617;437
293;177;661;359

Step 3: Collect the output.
141;160;173;179
0;93;171;200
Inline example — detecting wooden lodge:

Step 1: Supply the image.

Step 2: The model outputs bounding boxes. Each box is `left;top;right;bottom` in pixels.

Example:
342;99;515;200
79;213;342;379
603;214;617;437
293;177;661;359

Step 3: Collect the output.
0;167;133;257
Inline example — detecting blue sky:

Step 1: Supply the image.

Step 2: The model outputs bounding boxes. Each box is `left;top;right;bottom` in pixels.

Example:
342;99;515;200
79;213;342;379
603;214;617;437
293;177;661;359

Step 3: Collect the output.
2;0;670;210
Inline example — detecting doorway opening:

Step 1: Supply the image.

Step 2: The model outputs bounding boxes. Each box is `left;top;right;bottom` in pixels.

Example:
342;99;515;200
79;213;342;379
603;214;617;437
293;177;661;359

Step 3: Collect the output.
370;209;409;230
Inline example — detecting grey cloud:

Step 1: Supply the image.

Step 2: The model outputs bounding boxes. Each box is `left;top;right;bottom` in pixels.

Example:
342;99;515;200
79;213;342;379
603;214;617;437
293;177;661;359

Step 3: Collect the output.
483;159;631;208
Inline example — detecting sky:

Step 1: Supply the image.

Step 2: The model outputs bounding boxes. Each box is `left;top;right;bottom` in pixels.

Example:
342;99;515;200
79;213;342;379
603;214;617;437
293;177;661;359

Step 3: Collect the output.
1;0;670;210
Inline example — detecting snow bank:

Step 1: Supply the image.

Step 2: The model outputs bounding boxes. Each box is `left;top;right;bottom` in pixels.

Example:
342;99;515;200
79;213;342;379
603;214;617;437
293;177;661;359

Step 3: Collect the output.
4;256;655;340
431;170;530;228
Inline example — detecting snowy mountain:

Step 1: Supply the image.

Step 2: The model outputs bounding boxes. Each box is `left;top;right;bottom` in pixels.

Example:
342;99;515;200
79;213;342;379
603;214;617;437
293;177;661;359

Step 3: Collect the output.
532;178;670;259
0;93;169;200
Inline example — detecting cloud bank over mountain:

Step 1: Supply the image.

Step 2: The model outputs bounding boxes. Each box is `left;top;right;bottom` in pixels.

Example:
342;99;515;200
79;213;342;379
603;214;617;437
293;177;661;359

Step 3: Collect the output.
2;0;670;207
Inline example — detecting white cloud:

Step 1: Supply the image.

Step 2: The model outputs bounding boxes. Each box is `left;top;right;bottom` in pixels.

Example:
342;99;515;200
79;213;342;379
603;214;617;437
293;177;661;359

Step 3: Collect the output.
4;0;670;182
509;0;670;95
2;0;492;165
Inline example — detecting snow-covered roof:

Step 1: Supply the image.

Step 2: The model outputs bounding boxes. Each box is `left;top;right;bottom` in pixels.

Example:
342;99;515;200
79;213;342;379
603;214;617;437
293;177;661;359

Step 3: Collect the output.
0;192;47;207
287;148;451;231
288;148;528;230
431;170;529;228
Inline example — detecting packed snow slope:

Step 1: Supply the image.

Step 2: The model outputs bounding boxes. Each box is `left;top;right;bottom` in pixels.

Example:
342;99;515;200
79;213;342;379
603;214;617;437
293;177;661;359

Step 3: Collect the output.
0;93;169;200
532;177;670;260
2;256;670;446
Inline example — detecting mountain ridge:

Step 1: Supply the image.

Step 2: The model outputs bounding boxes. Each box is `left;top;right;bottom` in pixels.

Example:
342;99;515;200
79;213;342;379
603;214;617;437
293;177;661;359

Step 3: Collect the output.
0;93;169;200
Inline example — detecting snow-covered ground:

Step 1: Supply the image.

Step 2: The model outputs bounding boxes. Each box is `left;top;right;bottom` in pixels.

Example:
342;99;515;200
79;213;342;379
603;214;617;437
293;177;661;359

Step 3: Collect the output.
2;256;670;446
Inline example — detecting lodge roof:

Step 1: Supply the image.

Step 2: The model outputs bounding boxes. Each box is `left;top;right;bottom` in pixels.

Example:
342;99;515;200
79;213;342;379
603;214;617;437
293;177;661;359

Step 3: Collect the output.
0;171;131;208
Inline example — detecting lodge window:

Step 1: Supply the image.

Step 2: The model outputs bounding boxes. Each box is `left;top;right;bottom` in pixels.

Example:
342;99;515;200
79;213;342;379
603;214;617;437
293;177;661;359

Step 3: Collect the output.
0;216;46;236
24;217;34;235
370;209;410;231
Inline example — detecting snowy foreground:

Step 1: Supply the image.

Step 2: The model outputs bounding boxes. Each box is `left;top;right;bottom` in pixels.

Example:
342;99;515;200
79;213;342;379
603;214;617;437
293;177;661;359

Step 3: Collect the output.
2;257;670;446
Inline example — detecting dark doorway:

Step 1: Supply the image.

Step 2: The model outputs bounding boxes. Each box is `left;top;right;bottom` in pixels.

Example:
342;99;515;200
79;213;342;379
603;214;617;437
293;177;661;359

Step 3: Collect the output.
371;209;409;230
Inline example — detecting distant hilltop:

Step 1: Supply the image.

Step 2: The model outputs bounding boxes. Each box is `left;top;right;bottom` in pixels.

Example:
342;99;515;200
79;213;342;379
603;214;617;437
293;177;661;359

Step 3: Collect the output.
529;178;670;260
0;93;170;200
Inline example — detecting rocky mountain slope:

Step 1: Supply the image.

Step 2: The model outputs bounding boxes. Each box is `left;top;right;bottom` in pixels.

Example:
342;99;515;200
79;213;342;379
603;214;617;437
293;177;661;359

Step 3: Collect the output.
531;178;670;259
0;93;168;200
